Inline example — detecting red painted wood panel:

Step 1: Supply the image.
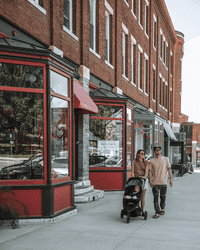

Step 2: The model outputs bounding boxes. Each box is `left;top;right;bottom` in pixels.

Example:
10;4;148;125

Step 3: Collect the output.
54;185;72;213
89;172;123;191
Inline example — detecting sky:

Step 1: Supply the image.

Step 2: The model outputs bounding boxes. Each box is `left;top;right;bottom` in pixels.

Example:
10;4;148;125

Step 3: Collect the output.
165;0;200;123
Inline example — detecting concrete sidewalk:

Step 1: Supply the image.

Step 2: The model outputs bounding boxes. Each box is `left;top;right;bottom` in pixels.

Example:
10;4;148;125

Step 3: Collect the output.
1;171;200;250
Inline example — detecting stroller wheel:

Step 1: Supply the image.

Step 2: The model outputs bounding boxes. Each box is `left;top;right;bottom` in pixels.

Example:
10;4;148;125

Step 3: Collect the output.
120;210;124;219
126;214;130;223
144;211;147;220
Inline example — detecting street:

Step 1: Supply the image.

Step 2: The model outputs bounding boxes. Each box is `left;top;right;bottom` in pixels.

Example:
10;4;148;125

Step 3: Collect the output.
0;170;200;250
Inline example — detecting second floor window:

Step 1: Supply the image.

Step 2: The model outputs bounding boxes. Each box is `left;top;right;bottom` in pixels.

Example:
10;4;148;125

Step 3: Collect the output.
138;0;142;26
122;33;126;76
132;0;136;15
144;57;148;94
131;43;135;83
90;0;96;51
145;4;149;36
152;67;156;100
153;16;157;48
138;50;142;89
64;0;72;30
105;15;109;62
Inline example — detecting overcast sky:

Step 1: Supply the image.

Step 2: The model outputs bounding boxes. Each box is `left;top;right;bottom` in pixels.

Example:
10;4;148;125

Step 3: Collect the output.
165;0;200;123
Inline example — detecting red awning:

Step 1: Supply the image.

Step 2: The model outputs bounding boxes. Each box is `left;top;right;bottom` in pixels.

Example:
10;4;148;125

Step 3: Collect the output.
74;80;98;114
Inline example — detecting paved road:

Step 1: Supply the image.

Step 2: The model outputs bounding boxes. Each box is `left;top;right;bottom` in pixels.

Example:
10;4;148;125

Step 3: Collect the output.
0;171;200;250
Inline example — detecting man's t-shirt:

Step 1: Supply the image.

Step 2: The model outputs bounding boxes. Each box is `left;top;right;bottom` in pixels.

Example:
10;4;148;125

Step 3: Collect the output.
149;156;171;185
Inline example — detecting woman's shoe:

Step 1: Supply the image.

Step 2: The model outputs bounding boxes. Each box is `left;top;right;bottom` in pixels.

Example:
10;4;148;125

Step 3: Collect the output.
153;214;159;219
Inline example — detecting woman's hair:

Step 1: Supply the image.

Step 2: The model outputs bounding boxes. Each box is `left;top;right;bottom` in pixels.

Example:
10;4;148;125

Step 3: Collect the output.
135;149;145;161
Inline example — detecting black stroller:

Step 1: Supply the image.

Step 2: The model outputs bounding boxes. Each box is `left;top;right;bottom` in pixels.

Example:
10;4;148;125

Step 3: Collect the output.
120;177;147;223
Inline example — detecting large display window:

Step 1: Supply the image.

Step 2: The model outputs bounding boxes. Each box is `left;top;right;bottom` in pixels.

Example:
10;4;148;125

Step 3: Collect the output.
50;68;71;183
89;104;124;169
0;60;46;183
127;107;133;167
134;119;153;160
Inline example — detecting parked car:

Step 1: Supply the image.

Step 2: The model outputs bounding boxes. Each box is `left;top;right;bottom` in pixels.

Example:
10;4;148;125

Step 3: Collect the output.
51;157;68;176
89;154;108;165
93;156;123;167
0;154;43;179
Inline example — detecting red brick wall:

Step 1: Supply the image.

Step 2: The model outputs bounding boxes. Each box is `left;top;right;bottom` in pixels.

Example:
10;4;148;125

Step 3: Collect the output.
0;0;183;124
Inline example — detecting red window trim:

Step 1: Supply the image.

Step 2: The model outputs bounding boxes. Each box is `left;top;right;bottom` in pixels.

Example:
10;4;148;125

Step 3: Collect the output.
0;59;47;185
51;91;70;102
89;103;126;170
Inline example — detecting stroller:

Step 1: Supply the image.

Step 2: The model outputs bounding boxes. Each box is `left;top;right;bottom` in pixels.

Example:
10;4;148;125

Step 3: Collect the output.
120;177;148;223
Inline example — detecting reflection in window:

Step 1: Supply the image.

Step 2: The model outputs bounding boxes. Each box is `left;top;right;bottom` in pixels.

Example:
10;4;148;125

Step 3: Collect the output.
89;119;123;167
90;105;123;118
171;146;182;164
0;63;43;89
50;70;69;97
0;91;44;180
134;120;153;159
51;97;69;177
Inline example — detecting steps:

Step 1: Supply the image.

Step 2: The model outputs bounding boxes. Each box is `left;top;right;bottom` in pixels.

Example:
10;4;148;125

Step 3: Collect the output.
74;180;104;203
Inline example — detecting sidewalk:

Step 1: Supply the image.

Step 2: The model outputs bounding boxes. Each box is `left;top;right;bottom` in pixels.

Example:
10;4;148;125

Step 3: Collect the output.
1;171;200;250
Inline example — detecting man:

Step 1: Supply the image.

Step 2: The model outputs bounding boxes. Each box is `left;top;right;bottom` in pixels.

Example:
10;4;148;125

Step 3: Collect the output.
149;146;173;218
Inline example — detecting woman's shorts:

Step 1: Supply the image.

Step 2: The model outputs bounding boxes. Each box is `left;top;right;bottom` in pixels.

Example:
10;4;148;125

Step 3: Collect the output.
144;178;149;190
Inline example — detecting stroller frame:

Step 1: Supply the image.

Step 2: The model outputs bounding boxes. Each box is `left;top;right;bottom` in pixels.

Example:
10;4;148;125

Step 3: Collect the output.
120;177;148;223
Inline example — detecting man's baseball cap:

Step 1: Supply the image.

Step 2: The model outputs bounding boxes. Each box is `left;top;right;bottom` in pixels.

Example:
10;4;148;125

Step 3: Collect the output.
154;146;161;151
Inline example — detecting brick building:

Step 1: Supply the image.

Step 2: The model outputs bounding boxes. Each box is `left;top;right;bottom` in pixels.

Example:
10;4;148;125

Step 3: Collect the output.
0;0;184;219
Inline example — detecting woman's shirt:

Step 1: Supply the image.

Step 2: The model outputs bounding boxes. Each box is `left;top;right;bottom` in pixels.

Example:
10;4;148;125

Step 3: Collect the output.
132;160;148;177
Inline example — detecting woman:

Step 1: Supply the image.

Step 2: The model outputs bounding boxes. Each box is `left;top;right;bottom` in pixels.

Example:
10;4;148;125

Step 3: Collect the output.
131;149;149;209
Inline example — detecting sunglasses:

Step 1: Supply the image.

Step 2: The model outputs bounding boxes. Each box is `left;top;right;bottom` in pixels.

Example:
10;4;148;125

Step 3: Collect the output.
140;152;145;155
155;149;161;151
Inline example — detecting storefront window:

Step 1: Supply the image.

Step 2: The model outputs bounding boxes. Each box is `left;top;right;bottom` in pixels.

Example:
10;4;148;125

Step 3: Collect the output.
89;104;124;168
127;108;133;166
50;71;69;179
0;63;44;180
0;63;43;89
134;120;153;160
171;146;182;164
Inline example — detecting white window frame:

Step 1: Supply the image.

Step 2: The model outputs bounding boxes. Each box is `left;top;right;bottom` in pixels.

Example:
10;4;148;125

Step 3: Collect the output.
131;35;136;85
105;13;110;63
138;44;143;90
153;14;157;49
144;0;149;36
122;33;126;76
63;0;78;41
144;52;148;94
122;23;128;77
138;0;141;25
152;64;156;101
28;0;46;15
90;0;96;52
105;1;114;65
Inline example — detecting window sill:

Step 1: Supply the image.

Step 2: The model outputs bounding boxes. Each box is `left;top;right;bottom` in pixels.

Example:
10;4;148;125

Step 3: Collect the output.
28;0;46;15
144;92;148;96
145;32;149;39
124;0;129;7
122;74;129;81
89;48;101;59
152;99;156;103
131;11;137;19
153;46;156;51
105;60;114;69
131;81;136;86
63;26;79;41
138;87;143;92
139;23;143;30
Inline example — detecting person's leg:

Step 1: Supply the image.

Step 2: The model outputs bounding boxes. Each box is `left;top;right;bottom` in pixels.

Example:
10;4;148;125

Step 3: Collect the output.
141;189;146;208
160;185;167;214
152;185;160;215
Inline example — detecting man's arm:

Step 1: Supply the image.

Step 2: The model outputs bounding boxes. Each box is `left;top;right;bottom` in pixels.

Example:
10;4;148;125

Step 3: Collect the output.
168;168;173;187
149;162;154;187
